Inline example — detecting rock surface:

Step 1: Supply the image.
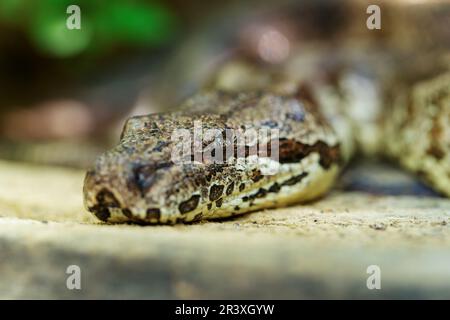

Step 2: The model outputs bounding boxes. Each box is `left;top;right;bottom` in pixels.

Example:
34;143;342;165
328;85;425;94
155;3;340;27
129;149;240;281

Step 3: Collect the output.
0;160;450;299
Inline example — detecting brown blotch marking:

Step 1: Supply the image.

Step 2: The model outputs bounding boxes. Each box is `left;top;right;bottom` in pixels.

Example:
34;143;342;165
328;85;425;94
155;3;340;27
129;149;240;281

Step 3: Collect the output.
91;188;121;222
317;144;340;169
239;183;245;192
251;170;263;182
244;188;269;203
96;188;120;208
146;208;161;220
242;196;249;202
269;183;281;193
209;184;224;201
176;216;187;224
192;213;203;222
226;182;235;196
277;138;340;169
90;206;110;222
234;206;240;211
427;145;445;160
122;208;133;219
254;188;268;198
201;187;209;199
216;198;223;208
207;203;212;210
207;164;225;177
282;172;309;186
179;195;201;214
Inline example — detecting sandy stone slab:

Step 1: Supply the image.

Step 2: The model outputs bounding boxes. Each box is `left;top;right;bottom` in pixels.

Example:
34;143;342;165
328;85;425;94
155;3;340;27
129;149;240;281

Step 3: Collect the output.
0;160;450;298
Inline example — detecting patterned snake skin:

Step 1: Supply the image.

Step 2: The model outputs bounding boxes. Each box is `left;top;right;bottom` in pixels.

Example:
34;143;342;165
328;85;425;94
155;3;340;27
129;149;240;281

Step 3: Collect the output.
83;0;450;224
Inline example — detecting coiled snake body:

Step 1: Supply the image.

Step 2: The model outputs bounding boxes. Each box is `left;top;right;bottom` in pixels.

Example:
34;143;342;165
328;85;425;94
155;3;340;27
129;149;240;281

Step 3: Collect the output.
83;2;450;224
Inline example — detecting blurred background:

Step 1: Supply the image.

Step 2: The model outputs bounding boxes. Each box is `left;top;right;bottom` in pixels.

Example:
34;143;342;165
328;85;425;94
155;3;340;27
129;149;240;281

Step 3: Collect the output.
0;0;448;167
0;0;195;166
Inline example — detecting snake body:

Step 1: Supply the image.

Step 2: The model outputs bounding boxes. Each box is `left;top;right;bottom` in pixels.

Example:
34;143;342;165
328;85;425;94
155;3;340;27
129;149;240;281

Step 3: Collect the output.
83;1;450;224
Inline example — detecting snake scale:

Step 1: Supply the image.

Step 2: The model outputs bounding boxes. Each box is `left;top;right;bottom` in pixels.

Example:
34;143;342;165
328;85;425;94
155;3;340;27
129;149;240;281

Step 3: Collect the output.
83;1;450;224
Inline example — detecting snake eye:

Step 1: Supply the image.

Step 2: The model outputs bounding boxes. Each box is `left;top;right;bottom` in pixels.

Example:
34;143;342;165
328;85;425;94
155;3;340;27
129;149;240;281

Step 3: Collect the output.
130;162;173;196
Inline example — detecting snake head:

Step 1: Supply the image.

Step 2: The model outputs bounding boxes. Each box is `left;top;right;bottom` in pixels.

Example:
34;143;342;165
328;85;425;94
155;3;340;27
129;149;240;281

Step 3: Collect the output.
83;91;342;224
83;111;223;224
83;138;199;224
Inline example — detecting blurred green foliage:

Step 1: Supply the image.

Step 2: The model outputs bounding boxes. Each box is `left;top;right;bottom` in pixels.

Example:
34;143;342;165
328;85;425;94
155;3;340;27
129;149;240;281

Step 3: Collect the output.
0;0;178;57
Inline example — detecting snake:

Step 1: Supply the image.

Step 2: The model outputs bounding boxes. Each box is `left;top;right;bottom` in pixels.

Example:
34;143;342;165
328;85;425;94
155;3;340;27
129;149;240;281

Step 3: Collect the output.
83;1;450;224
